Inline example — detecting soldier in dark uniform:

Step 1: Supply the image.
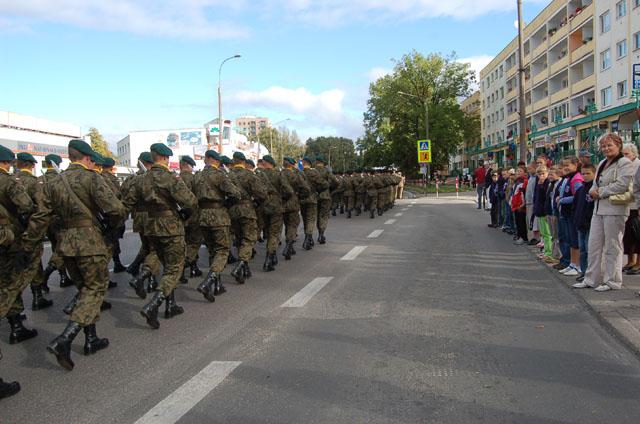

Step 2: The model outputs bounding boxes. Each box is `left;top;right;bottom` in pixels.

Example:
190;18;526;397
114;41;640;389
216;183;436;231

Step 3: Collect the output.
194;150;241;300
313;155;337;244
102;157;127;274
281;157;310;259
179;155;203;282
22;139;126;370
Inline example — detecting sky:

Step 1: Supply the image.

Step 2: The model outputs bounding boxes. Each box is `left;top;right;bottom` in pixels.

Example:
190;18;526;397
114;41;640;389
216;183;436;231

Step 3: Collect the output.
0;0;548;147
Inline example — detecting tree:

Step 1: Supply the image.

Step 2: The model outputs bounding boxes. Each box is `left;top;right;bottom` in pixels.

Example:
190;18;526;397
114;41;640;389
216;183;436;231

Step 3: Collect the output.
362;50;475;177
88;127;115;159
305;136;357;172
256;126;305;165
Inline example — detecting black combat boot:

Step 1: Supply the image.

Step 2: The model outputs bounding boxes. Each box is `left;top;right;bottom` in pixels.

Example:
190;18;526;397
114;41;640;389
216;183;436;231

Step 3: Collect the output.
283;241;293;260
245;262;252;279
377;208;383;216
318;232;326;245
129;268;151;299
140;291;165;329
31;285;53;310
100;301;111;311
179;267;189;285
251;248;257;259
108;280;118;289
309;236;315;247
370;209;375;219
231;261;246;284
125;253;144;276
331;208;336;217
62;293;78;316
190;262;203;278
197;272;217;303
355;206;361;216
302;234;312;250
42;263;56;292
112;255;126;273
263;254;274;272
147;276;159;293
7;315;37;344
0;378;20;400
59;270;75;288
291;242;296;255
347;209;352;219
46;321;81;370
83;324;109;355
214;273;226;295
271;252;278;266
227;252;238;264
164;290;184;318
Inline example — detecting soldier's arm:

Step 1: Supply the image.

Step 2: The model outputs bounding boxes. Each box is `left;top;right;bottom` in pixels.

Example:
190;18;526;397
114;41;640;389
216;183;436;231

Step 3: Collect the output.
170;177;198;211
249;173;268;202
92;173;127;225
8;179;34;215
21;182;52;249
221;174;242;201
313;171;330;192
280;173;294;200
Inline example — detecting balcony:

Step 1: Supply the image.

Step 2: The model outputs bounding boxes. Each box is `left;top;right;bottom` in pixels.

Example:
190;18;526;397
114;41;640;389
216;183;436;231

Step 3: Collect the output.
507;111;519;124
507;65;517;79
570;3;593;30
533;97;548;112
549;55;569;76
507;88;518;101
533;70;548;86
571;39;594;61
550;87;569;105
526;104;532;115
532;42;547;60
549;25;568;47
571;73;595;95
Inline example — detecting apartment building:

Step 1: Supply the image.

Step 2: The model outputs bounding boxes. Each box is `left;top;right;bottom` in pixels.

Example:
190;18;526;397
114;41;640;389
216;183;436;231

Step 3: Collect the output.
235;116;270;138
478;0;640;167
451;91;481;172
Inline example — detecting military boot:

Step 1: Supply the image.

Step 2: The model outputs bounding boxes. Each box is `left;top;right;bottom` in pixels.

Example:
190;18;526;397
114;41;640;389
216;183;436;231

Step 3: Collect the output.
179;266;189;285
126;253;144;276
331;208;336;217
369;209;375;219
0;378;20;400
227;253;238;264
340;205;345;214
112;255;126;273
347;209;352;219
147;276;159;293
46;321;81;370
271;252;278;266
377;208;383;216
290;242;296;255
83;324;109;355
309;236;315;247
197;272;217;303
164;290;184;318
302;234;312;251
263;254;274;272
31;285;53;311
140;291;166;329
62;293;78;316
214;273;226;295
355;206;361;216
108;280;118;289
251;248;257;259
283;241;293;260
190;262;203;278
245;262;253;279
231;261;246;284
318;232;326;245
42;263;56;291
100;301;111;311
129;268;151;299
7;315;37;344
59;270;75;288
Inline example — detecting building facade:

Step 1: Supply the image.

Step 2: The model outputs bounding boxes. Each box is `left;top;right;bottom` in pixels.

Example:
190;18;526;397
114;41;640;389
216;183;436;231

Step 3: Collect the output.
479;0;640;167
451;91;481;173
235;116;270;138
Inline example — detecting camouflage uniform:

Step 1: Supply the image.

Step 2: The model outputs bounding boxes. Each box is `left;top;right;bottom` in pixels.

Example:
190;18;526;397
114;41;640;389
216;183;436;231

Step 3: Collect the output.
365;173;379;218
281;166;311;247
331;175;345;215
342;174;355;217
262;168;293;255
180;170;203;268
353;172;366;214
314;164;337;238
102;170;126;269
301;165;328;248
40;169;65;273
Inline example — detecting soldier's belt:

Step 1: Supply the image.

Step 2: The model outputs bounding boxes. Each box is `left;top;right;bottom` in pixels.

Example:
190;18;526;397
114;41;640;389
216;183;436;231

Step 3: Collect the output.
64;219;94;228
148;210;175;218
198;200;223;209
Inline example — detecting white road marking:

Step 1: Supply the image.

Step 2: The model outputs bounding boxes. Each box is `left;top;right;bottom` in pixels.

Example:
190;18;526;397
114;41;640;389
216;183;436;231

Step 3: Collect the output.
341;246;367;261
281;277;334;308
395;213;403;217
384;219;396;225
407;205;413;208
367;229;384;238
134;361;241;424
401;208;408;212
411;201;417;204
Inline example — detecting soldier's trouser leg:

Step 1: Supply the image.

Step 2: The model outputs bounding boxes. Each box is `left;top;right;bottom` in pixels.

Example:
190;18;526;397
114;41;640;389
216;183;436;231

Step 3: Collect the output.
185;225;202;264
367;194;378;211
283;210;301;243
148;236;186;297
237;218;258;262
141;235;162;276
202;226;230;273
265;213;283;254
300;204;317;236
316;199;331;233
346;196;355;211
377;192;385;210
64;255;109;326
356;194;365;209
0;251;31;318
21;243;44;288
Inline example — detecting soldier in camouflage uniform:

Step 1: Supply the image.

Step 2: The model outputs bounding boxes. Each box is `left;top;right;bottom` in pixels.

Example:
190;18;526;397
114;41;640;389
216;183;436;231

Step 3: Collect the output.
13;152;54;311
0;146;38;346
227;152;267;283
194;150;241;300
249;159;266;244
313;155;337;244
342;171;355;219
301;156;328;250
331;172;345;217
102;157;127;274
376;169;389;214
353;169;365;216
364;170;379;219
22;139;126;370
122;143;197;329
179;155;204;282
281;157;311;259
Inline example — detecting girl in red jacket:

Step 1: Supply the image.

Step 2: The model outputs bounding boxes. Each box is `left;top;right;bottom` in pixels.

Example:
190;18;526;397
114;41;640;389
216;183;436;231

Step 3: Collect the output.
511;166;529;245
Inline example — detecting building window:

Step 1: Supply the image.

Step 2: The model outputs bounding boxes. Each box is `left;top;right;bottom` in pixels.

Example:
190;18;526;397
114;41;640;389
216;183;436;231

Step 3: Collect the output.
601;49;611;70
617;80;628;98
617;1;627;17
600;10;611;33
500;87;504;99
617;39;627;58
635;0;640;7
601;86;612;107
635;32;640;50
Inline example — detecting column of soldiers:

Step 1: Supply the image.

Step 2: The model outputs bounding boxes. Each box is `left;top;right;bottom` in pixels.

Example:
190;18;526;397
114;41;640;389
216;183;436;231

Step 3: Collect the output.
0;138;403;399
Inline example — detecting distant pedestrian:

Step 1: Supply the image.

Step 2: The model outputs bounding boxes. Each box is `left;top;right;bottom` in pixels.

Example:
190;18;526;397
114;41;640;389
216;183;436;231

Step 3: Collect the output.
511;166;528;245
474;161;488;210
488;172;499;227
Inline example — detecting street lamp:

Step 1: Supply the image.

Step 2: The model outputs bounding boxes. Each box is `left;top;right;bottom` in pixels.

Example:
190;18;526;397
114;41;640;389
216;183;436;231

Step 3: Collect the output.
216;54;241;153
269;118;290;163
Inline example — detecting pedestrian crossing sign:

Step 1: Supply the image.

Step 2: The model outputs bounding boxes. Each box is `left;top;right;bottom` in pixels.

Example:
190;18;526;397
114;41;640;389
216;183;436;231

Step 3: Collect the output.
417;139;432;163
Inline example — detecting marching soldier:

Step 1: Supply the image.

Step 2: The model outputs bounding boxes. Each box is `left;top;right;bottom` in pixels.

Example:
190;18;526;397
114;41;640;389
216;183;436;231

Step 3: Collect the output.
343;170;355;219
227;152;266;283
179;155;204;281
281;157;310;259
313;155;337;244
102;157;127;273
122;143;196;329
22;139;126;370
0;145;38;345
364;169;379;219
13;152;54;310
194;150;241;300
331;172;345;216
301;156;327;250
353;168;365;216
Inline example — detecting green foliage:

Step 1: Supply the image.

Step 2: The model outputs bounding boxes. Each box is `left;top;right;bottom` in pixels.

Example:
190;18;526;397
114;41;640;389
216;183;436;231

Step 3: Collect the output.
256;126;305;165
361;50;476;176
304;136;358;172
88;127;115;159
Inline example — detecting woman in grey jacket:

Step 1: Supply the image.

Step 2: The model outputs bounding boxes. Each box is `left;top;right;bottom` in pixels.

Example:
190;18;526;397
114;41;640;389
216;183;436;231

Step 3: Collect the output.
573;133;633;292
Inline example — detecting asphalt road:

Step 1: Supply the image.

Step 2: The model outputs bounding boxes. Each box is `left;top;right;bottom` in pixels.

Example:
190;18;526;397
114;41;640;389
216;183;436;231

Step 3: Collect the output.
3;196;640;424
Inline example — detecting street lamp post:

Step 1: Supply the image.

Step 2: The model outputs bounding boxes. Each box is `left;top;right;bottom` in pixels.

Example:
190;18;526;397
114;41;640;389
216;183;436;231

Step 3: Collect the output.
216;54;241;153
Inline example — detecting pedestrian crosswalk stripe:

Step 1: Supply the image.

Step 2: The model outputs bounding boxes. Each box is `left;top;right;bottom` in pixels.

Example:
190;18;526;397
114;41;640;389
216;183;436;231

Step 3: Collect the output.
367;230;384;238
281;277;334;308
395;213;403;217
384;219;396;225
340;246;367;261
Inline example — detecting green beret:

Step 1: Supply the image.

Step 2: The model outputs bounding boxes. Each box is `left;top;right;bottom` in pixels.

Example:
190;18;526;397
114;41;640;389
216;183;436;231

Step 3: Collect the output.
45;154;62;166
138;152;153;164
302;156;314;163
246;159;256;168
262;155;276;167
0;145;15;162
180;155;196;167
283;156;296;166
221;156;232;165
68;139;94;157
150;143;173;157
103;157;116;168
205;150;221;161
91;152;106;166
232;151;246;161
16;152;37;163
315;155;326;163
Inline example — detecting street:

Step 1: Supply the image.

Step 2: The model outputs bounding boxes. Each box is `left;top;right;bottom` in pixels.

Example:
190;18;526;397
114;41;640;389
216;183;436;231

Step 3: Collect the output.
3;195;640;424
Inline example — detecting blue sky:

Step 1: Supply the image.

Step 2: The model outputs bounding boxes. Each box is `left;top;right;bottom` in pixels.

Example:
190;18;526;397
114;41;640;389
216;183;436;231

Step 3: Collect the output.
0;1;547;146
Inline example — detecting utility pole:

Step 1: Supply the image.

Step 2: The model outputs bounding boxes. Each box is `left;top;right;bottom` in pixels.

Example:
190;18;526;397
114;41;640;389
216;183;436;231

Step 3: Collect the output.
216;55;241;153
517;0;528;164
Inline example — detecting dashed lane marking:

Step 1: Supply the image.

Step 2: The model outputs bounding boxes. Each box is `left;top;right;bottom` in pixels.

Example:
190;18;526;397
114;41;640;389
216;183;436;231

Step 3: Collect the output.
384;219;396;225
280;277;334;308
395;213;403;217
367;229;384;238
340;246;367;261
134;361;241;424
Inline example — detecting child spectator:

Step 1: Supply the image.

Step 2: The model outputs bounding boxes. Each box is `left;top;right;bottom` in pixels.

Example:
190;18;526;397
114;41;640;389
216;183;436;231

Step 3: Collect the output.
557;156;584;276
573;164;595;282
496;168;506;227
488;172;500;227
533;166;552;260
551;165;565;267
511;166;528;245
542;167;560;265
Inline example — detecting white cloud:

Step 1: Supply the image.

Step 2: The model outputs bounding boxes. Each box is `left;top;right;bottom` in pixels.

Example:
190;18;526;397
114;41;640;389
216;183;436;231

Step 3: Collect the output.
458;54;495;85
0;0;249;39
368;67;392;83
